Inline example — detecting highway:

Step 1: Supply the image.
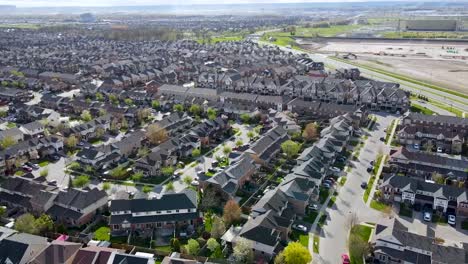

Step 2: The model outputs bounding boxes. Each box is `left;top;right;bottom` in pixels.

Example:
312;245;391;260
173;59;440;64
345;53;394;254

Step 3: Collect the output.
256;39;468;115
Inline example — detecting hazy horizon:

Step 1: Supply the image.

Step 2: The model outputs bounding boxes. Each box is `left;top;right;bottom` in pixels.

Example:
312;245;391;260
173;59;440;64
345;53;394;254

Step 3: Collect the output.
2;0;466;8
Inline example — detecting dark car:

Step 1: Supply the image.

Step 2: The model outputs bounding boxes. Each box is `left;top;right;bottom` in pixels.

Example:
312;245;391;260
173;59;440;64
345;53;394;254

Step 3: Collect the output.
360;182;368;189
379;137;385;142
367;166;373;173
50;155;60;161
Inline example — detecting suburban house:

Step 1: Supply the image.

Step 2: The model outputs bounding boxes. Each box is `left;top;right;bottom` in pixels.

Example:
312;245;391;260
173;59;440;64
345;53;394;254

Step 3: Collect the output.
398;113;468;154
0;233;49;264
30;240;82;264
19;121;45;138
72;246;124;264
247;126;289;163
109;189;200;233
380;175;468;217
0;127;24;144
372;218;468;264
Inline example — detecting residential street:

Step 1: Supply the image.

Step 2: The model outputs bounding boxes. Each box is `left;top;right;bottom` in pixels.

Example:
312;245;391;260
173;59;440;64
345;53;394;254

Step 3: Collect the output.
313;113;395;264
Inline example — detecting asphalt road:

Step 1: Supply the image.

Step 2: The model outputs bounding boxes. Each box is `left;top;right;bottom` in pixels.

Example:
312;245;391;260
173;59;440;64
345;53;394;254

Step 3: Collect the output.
313;113;395;264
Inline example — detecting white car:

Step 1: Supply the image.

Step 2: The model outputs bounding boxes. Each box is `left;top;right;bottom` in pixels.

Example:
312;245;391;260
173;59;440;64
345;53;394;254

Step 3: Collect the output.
437;147;443;153
414;144;420;150
329;167;341;173
423;212;432;222
448;215;456;226
308;204;319;211
191;180;200;186
292;224;307;232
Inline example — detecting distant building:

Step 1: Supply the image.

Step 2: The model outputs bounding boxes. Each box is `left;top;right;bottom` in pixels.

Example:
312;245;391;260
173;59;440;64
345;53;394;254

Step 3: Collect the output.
80;13;96;23
399;19;459;32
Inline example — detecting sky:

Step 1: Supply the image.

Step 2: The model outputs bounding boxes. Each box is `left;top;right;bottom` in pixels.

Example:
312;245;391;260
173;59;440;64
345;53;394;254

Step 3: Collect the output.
1;0;436;8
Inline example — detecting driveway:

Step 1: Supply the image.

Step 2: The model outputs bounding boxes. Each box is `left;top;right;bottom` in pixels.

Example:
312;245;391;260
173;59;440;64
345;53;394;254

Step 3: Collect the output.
32;157;69;189
314;113;396;264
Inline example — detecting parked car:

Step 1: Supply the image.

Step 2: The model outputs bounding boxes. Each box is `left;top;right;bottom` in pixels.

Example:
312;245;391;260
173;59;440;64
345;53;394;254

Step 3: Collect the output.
370;160;375;166
414;143;420;150
322;182;331;189
292;224;307;232
423;212;432;222
191;180;200;186
341;254;351;264
360;182;368;189
25;162;39;170
367;166;373;173
437;147;443;153
337;157;346;163
329;167;341;173
448;214;456;226
379;137;385;142
308;204;319;211
22;165;32;172
50;155;60;161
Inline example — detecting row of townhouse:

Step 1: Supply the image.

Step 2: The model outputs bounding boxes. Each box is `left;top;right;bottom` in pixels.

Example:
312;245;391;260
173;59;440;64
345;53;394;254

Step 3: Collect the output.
221;173;319;262
135;116;230;177
372;218;468;264
380;175;468;216
0;135;63;174
0;230;158;264
388;147;468;182
397;112;468;154
0;177;108;226
109;189;200;235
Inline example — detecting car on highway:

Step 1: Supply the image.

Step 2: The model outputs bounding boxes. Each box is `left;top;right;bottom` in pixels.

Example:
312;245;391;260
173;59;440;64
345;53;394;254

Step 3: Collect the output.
341;254;350;264
292;224;307;232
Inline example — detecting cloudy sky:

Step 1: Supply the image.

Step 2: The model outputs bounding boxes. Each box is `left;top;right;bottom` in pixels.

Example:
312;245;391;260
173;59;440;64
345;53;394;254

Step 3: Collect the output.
3;0;431;7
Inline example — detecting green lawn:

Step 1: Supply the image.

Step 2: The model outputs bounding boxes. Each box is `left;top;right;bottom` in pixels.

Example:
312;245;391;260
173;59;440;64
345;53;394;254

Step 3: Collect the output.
6;122;16;128
432;214;448;226
383;31;468;39
299;234;309;247
313;235;320;253
339;177;347;186
38;161;49;167
363;176;376;203
410;103;435;115
370;200;389;212
155;245;172;252
0;24;40;29
90;139;104;145
349;225;373;264
328;195;337;208
93;227;110;241
385;120;396;145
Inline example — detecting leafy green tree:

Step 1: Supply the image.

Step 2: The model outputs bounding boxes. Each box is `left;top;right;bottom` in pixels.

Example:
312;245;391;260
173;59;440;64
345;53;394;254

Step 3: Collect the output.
240;113;250;124
14;213;38;234
235;140;243;147
207;238;220;252
151;100;160;109
131;171;144;182
109;94;118;105
161;166;175;176
0;136;16;149
281;140;301;159
66;135;78;149
192;148;201;158
142;185;153;193
110;165;127;179
102;182;111;191
232;238;253;263
81;110;92;122
68;161;80;171
40;169;48;177
210;215;226;239
165;182;175;192
207;107;217;120
173;104;184;112
185;239;200;256
35;214;54;234
280;242;311;264
73;175;90;188
183;175;193;185
170;238;181;252
95;92;104;101
247;131;255;140
223;146;232;155
124;98;133;106
189;104;202;116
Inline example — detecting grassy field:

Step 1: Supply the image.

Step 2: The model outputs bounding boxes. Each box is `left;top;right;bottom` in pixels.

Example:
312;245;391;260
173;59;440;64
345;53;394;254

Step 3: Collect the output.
0;24;40;29
370;200;389;212
385;120;397;145
383;31;468;39
313;235;320;253
349;225;373;264
410;103;436;115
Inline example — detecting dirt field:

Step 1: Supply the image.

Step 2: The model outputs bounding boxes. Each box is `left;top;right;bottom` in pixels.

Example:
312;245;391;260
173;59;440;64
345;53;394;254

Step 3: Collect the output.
298;38;468;94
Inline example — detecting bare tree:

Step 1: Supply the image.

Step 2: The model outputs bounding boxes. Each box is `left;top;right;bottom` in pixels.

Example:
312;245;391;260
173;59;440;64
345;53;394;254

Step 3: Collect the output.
146;124;168;145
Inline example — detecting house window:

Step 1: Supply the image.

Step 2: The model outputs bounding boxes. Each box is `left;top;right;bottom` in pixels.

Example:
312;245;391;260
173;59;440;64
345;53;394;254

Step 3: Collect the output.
157;211;161;214
176;210;179;213
157;222;162;227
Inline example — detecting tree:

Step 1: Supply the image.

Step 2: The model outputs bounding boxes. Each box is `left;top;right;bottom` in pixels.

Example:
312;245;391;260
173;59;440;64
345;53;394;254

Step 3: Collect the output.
170;237;181;252
192;148;201;158
131;171;144;182
65;135;78;149
235;140;243;147
102;182;111;191
40;169;48;177
151;100;160;109
247;131;255;140
207;107;217;120
240;113;250;124
35;214;53;234
14;213;37;234
73;175;90;188
109;93;118;105
183;175;193;186
146;124;168;145
189;104;202;116
81;110;92;122
161;166;175;176
137;108;151;124
281;140;300;159
173;104;184;112
99;108;107;116
185;238;200;255
124;98;133;106
110;165;127;179
165;182;175;192
95;92;104;101
210;215;226;239
142;185;153;193
0;206;5;217
281;242;311;264
231;238;253;264
303;122;319;141
432;172;445;185
201;187;222;210
223;200;241;226
207;238;220;252
95;127;105;139
0;136;16;149
222;146;232;156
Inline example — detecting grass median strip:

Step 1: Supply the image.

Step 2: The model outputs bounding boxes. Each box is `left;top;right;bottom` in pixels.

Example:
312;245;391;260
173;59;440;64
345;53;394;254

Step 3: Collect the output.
313;235;320;253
